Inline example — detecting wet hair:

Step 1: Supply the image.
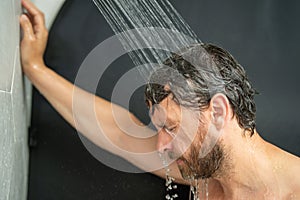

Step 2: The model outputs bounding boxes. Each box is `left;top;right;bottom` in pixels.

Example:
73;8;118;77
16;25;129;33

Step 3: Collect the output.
144;43;258;135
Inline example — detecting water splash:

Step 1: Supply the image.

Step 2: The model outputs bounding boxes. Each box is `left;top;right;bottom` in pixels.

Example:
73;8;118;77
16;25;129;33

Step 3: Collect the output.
188;178;210;200
93;0;200;80
204;179;209;200
159;151;179;200
189;179;199;200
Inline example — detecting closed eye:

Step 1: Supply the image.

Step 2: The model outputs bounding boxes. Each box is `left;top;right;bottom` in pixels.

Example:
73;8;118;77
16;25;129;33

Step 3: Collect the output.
164;126;177;137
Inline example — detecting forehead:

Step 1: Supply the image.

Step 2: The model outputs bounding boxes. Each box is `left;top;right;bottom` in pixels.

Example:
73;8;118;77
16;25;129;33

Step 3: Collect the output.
149;94;181;125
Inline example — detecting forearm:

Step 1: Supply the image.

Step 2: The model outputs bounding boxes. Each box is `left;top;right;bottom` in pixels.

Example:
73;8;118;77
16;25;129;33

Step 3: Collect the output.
25;63;151;161
26;65;75;125
25;63;126;152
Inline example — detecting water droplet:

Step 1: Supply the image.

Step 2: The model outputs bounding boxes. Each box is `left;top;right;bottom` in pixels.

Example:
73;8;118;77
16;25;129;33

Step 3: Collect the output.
189;178;200;200
159;151;179;199
204;178;209;200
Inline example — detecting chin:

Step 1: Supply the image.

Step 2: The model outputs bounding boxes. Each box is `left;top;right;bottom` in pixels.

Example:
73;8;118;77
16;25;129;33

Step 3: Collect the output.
176;142;225;180
176;158;198;181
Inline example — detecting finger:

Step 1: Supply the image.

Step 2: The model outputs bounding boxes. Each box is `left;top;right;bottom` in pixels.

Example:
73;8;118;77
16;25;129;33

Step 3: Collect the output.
21;0;45;28
23;12;33;24
20;14;35;40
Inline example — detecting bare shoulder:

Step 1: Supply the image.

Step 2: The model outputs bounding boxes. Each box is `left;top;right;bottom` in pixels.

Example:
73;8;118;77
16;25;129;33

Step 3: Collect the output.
287;151;300;174
285;152;300;193
279;153;300;199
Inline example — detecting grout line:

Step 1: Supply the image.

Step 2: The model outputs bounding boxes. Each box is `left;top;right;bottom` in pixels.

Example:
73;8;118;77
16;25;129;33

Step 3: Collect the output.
9;46;19;94
0;90;10;93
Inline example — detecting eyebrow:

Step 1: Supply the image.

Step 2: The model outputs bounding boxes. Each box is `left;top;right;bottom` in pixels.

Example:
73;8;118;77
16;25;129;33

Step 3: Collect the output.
155;118;175;130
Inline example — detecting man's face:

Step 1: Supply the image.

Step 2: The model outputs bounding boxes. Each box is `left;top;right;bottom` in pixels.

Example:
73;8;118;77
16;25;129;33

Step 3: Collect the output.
150;94;224;180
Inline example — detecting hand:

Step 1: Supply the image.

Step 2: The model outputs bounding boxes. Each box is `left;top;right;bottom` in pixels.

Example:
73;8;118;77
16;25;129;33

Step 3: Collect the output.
20;0;48;75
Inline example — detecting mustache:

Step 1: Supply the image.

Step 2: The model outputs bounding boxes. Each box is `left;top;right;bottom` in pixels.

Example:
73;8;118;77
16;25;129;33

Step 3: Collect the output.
167;151;178;160
158;150;182;166
167;151;194;171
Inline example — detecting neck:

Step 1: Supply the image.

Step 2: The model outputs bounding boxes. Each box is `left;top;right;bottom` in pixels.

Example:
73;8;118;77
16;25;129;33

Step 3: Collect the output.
209;132;289;199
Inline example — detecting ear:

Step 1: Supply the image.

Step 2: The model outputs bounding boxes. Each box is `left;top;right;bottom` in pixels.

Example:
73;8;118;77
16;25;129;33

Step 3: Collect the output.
210;93;230;130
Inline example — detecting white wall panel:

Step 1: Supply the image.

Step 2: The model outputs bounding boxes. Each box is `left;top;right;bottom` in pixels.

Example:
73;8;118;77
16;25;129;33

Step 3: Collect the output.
0;0;30;199
0;1;15;92
0;92;14;200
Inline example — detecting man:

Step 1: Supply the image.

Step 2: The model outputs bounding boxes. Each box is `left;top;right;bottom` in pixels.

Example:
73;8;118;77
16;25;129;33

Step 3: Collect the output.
20;0;300;199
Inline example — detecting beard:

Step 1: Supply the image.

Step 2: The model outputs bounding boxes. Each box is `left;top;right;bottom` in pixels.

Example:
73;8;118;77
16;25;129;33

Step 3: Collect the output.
176;142;224;181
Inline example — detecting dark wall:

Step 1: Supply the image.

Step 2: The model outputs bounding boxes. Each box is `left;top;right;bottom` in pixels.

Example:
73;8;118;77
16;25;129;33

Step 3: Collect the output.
28;0;300;199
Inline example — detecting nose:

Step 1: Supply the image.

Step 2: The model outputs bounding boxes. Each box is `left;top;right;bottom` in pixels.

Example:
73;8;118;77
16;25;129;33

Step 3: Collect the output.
156;129;173;153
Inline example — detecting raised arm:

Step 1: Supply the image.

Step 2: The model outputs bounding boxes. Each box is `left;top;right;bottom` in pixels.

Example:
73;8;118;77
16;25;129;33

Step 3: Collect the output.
20;0;185;184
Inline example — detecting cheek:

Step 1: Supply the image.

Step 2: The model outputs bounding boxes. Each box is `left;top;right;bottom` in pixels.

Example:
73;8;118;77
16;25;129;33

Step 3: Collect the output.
173;122;200;152
171;114;210;159
171;127;195;157
180;125;208;159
